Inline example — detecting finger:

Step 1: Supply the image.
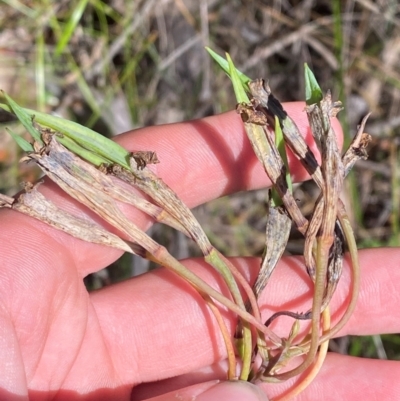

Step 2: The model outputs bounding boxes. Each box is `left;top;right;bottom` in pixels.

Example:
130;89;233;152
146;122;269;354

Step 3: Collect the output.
0;103;343;277
261;353;400;401
86;247;400;387
142;381;269;401
256;247;400;339
132;362;229;400
116;105;343;208
39;103;342;214
132;354;400;401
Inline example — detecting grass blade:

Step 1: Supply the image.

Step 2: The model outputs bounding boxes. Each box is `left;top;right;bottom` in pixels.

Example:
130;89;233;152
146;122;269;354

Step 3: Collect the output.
304;63;323;105
35;30;46;111
6;128;34;152
274;115;292;193
206;47;251;88
226;53;249;103
0;101;131;169
55;0;90;56
2;92;43;146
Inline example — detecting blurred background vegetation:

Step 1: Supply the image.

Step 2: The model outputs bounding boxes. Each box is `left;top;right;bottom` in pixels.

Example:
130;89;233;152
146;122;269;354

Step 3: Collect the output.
0;0;399;362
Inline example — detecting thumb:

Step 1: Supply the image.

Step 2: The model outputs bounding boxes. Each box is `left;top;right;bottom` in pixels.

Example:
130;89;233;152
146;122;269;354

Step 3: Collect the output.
147;380;269;401
146;380;269;401
196;381;269;401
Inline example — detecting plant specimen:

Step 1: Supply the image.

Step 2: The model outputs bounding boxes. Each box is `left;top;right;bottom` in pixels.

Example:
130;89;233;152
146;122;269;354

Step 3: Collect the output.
0;50;370;400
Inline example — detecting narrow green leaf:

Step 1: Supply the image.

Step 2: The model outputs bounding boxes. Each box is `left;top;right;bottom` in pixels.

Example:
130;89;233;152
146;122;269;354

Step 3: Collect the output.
6;128;34;152
274;115;292;193
226;53;249;103
55;135;112;167
270;189;281;208
206;47;251;88
2;92;43;145
32;112;130;169
36;29;45;111
0;102;131;169
304;63;323;105
55;0;90;56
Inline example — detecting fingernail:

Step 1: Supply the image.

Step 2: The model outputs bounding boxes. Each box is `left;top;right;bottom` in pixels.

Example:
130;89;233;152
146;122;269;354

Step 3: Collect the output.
196;380;269;401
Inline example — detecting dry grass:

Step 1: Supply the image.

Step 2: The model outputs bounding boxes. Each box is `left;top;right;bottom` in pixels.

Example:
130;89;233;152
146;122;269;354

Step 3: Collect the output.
1;0;399;360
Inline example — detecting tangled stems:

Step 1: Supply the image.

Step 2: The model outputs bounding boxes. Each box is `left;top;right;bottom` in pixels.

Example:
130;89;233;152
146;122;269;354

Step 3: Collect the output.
205;250;255;380
313;205;360;344
264;205;359;391
113;165;260;380
274;307;331;401
266;237;331;382
293;205;360;352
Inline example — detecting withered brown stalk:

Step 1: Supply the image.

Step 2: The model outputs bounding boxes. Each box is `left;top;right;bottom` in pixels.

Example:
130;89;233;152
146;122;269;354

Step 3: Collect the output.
273;90;345;380
252;201;291;299
235;78;369;386
111;155;265;379
2;130;286;381
0;184;135;253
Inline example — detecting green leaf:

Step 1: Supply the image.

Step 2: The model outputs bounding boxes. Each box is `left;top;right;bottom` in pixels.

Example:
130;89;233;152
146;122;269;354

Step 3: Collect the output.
206;47;251;88
32;112;131;169
274;115;292;193
35;29;45;111
0;102;131;170
6;128;34;152
226;53;249;103
304;63;323;105
2;91;43;145
55;0;90;56
55;135;112;167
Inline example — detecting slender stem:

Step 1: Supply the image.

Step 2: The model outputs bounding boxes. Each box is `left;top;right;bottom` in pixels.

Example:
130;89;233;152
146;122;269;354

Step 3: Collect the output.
202;293;237;380
297;206;360;348
114;165;256;378
205;249;253;380
215;250;262;322
209;249;266;380
269;234;329;380
273;307;330;401
314;207;360;342
149;248;282;346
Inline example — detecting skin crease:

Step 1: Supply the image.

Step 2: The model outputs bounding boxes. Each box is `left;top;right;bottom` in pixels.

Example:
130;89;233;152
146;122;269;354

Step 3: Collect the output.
0;104;399;401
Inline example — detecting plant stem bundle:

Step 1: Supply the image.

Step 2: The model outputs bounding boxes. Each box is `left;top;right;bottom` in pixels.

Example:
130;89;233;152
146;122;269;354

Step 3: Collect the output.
0;52;371;400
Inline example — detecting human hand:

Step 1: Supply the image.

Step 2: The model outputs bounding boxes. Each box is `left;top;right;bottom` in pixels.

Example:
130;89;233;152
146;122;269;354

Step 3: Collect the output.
1;104;399;401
